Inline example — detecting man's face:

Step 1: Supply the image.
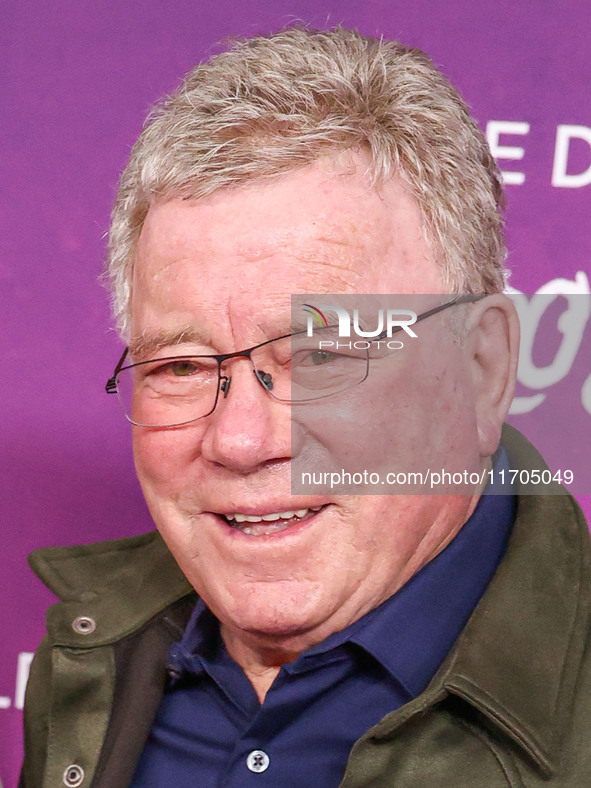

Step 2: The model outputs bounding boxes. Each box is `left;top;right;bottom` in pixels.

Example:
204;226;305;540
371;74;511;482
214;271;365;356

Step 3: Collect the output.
130;158;482;653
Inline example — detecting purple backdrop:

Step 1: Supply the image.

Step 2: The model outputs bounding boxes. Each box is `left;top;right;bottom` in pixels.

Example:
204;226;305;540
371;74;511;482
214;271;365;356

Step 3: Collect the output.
2;2;590;785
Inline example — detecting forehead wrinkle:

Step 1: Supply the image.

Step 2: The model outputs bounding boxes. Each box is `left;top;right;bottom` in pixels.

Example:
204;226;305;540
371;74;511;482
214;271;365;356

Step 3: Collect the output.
300;258;367;291
236;215;369;262
225;290;294;344
314;231;366;248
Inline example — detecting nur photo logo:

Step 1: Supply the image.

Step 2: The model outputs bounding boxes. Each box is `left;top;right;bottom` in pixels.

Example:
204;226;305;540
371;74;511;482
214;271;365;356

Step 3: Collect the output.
302;302;418;350
302;303;418;337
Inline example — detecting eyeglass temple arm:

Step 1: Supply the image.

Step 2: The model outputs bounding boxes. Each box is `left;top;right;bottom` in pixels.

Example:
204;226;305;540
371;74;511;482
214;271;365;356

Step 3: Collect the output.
376;294;487;340
106;347;130;394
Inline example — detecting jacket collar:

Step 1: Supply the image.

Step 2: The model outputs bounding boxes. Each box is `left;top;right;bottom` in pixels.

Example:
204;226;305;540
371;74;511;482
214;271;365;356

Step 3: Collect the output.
444;488;590;776
29;531;193;647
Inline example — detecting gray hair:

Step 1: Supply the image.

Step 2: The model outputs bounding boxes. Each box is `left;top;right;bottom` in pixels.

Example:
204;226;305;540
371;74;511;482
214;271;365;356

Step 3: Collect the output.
107;26;506;337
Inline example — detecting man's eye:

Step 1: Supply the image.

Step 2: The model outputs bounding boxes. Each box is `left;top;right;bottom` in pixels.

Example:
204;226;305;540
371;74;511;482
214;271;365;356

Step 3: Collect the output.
167;360;200;376
292;348;363;369
291;348;340;367
308;350;338;365
145;359;206;379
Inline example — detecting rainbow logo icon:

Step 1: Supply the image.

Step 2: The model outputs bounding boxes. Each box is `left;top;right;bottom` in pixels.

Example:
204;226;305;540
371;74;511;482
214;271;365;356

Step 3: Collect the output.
302;303;329;328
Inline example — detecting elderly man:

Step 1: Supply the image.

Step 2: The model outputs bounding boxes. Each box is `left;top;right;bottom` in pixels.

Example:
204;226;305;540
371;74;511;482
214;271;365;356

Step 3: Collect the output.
22;27;591;788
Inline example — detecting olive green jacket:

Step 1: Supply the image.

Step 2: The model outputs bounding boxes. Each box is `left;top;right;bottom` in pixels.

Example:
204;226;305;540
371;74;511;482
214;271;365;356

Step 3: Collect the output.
21;430;591;786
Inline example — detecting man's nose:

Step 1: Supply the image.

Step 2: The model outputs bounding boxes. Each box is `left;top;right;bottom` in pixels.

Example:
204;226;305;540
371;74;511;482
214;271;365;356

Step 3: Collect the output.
199;360;291;473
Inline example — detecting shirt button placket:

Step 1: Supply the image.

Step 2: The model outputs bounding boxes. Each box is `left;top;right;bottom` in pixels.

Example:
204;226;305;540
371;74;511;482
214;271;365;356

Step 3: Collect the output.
246;750;270;773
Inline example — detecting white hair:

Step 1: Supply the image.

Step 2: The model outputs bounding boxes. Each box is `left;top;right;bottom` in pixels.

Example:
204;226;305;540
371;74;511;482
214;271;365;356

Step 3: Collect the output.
106;26;506;337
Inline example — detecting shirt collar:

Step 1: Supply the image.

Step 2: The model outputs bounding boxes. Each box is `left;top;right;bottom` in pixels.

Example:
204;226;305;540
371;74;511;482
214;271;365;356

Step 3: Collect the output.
167;601;218;680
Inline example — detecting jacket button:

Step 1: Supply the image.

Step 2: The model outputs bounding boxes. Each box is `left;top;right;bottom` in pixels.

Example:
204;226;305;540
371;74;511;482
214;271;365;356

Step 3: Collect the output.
72;616;96;635
63;764;85;786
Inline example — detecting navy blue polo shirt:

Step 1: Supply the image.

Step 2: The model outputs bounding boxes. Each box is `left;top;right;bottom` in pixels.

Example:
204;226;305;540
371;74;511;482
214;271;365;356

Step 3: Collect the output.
132;454;514;787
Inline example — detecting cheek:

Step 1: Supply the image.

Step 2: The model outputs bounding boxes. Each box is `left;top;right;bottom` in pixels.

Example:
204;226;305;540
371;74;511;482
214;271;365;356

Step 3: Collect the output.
132;428;202;496
410;349;478;446
353;498;411;554
293;385;392;468
132;433;208;570
293;370;455;480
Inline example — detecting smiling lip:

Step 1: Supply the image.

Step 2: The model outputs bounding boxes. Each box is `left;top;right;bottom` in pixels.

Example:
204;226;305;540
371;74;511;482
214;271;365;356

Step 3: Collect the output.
217;505;327;536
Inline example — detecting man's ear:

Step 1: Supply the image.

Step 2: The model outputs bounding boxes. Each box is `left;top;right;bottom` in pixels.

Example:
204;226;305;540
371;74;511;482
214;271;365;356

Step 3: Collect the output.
465;295;520;458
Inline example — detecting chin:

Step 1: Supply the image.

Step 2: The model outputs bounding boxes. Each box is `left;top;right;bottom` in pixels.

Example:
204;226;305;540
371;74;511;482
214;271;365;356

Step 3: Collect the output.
212;579;329;640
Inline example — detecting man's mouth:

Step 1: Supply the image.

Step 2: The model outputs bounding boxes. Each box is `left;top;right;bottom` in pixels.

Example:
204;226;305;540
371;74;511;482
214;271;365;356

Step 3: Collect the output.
220;506;324;536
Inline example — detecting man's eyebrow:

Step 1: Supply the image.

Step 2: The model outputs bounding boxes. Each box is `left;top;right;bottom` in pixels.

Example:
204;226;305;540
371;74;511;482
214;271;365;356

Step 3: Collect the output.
290;317;309;332
128;326;209;359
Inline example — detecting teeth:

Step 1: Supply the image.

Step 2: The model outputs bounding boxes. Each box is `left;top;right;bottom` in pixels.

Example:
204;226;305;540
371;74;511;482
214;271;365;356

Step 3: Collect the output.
224;506;322;525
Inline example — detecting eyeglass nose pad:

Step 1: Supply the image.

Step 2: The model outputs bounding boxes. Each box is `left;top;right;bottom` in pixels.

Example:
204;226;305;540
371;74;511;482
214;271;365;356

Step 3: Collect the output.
220;375;231;398
255;369;274;391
